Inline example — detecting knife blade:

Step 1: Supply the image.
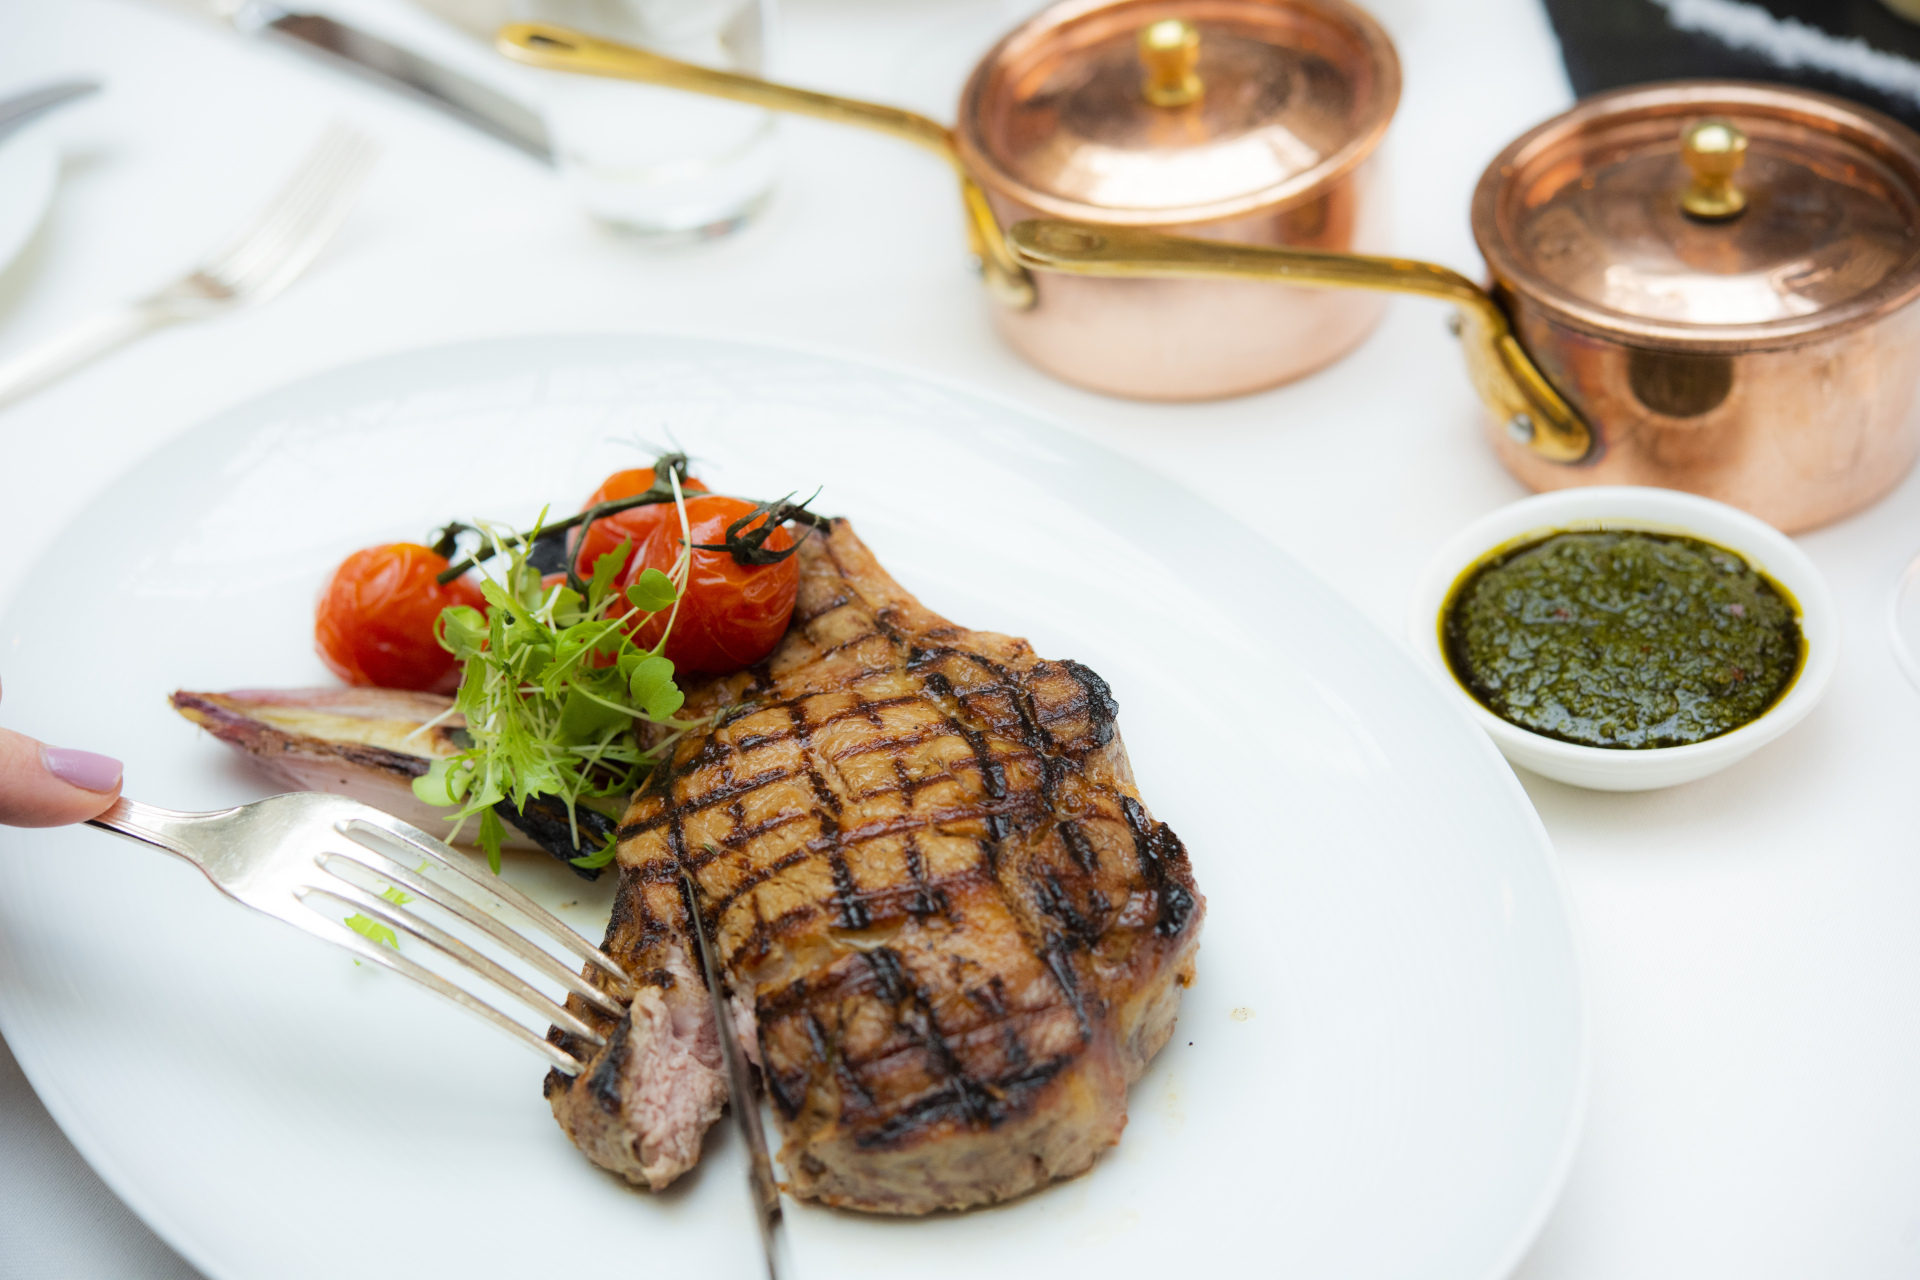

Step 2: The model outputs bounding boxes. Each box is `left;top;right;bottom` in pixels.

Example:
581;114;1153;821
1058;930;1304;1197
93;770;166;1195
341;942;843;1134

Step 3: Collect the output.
680;865;793;1280
0;80;102;146
225;0;551;163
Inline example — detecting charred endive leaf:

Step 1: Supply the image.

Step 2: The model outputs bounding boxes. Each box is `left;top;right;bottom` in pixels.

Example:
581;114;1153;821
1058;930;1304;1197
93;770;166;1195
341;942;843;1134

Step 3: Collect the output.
495;795;621;880
168;688;624;878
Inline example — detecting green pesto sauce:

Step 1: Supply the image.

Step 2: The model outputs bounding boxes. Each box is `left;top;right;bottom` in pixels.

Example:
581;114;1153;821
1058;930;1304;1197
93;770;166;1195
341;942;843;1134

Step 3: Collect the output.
1444;530;1803;750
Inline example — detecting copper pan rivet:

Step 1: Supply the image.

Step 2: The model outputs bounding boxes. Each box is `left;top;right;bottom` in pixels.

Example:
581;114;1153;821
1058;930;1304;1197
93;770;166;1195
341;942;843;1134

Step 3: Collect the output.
1034;223;1107;253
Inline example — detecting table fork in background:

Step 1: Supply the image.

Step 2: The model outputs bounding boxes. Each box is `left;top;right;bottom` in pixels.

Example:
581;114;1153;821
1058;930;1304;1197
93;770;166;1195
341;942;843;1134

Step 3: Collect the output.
0;123;378;409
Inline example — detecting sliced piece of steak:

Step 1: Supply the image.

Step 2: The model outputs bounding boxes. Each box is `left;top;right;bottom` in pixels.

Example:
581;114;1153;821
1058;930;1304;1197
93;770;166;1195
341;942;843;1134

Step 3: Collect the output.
544;518;1204;1213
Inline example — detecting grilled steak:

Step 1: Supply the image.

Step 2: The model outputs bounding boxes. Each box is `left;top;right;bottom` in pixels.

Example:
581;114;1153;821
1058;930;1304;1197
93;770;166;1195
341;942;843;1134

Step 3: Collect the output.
545;519;1204;1213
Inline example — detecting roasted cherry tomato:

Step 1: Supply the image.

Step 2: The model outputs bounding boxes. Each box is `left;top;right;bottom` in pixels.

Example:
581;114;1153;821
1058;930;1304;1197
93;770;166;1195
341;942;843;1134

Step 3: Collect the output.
621;495;798;675
572;467;707;582
315;543;487;692
584;467;708;509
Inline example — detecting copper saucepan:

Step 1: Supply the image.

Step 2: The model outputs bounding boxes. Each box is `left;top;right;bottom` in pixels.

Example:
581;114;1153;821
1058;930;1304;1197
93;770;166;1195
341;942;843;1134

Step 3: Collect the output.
498;0;1417;407
1013;81;1920;531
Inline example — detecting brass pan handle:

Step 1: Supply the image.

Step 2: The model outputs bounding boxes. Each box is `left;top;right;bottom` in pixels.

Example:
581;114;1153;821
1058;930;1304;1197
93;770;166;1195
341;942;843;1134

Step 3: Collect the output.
1008;220;1592;464
496;22;1035;309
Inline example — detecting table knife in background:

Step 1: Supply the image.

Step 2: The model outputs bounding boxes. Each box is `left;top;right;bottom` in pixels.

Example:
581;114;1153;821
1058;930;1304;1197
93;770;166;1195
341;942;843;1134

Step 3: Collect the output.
185;0;552;162
0;81;102;145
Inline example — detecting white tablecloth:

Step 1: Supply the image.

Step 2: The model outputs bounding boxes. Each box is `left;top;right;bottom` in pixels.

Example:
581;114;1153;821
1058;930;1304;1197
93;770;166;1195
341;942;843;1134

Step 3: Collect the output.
5;0;1920;1275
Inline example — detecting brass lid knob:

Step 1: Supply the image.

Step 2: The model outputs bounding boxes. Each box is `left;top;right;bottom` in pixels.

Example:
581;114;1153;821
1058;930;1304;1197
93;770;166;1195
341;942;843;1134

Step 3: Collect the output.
1139;19;1202;108
1680;117;1749;220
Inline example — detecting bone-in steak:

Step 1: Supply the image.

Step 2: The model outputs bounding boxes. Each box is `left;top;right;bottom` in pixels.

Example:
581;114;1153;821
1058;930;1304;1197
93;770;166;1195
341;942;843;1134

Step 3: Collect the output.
545;519;1204;1214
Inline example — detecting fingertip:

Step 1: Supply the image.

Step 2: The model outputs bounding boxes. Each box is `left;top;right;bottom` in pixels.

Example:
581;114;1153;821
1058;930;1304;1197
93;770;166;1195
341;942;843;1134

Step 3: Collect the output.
0;730;126;827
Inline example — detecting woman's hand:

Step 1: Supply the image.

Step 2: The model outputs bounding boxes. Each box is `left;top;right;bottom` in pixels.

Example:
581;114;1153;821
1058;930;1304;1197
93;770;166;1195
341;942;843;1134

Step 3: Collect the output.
0;724;122;827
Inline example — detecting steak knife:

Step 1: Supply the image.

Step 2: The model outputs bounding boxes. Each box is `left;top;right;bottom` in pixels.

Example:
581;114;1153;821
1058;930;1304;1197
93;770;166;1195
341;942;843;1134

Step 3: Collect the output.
208;0;552;162
681;866;793;1280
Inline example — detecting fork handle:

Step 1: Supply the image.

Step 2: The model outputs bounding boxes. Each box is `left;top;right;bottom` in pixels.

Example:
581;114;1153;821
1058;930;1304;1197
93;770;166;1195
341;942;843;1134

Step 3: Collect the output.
0;303;170;408
85;797;208;866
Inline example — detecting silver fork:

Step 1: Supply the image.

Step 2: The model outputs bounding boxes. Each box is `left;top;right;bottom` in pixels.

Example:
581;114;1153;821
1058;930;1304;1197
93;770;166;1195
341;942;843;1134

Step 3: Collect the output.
86;792;628;1073
0;122;378;409
92;791;793;1275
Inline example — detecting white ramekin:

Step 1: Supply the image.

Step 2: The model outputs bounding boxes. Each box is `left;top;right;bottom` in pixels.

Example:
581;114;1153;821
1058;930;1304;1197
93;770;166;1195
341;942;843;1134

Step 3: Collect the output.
1407;487;1839;791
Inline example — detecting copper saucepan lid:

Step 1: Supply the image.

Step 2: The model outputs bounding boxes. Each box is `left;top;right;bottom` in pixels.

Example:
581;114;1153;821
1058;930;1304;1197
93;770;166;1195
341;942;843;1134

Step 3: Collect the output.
1011;80;1920;466
954;0;1398;228
1473;80;1920;353
496;0;1399;311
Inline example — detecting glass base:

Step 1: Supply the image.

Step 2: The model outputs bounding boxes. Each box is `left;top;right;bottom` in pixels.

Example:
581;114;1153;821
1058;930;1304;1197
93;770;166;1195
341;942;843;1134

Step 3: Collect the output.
592;188;773;242
1891;549;1920;692
560;115;779;241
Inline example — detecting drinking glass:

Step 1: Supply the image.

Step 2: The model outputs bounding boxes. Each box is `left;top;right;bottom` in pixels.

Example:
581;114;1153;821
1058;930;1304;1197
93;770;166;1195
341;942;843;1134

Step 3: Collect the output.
514;0;779;237
1891;551;1920;691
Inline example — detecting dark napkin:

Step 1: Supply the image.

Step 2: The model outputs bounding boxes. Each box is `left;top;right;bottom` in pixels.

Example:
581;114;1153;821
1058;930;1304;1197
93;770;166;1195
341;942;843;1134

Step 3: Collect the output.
1542;0;1920;133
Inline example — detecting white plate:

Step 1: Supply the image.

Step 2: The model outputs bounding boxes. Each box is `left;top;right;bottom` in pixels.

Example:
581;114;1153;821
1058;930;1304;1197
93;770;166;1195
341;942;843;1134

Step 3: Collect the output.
0;131;57;276
0;335;1584;1280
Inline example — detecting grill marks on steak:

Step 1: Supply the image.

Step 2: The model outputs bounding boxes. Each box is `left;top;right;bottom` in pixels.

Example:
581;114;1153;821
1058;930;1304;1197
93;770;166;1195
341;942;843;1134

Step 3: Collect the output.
544;519;1204;1213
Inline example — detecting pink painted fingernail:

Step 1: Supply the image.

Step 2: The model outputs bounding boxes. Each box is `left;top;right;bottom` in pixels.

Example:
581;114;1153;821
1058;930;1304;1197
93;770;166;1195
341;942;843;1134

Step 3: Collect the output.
42;747;123;793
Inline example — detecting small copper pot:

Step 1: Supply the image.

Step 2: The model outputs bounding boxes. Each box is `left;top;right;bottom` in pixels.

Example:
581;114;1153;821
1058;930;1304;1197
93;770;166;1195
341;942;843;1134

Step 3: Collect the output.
1477;83;1920;531
1014;81;1920;531
498;0;1401;401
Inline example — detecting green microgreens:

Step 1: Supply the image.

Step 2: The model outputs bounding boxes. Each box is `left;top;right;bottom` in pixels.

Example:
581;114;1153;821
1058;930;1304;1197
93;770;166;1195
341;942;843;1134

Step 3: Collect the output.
411;476;708;875
567;834;621;872
344;884;414;953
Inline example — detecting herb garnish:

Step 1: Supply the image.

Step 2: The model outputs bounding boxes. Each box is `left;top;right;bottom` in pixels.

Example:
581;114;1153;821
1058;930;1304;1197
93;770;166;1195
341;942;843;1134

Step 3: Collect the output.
345;884;414;952
409;456;821;876
411;471;706;874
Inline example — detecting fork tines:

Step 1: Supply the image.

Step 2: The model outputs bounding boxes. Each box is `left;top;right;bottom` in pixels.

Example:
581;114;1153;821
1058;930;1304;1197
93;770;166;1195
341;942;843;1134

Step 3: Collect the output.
201;123;379;302
0;118;382;410
294;813;630;1074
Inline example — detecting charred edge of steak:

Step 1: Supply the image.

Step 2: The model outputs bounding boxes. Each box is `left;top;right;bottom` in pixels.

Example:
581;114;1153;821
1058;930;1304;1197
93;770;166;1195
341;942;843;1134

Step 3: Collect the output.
496;795;618;881
585;1011;637;1114
1120;795;1198;936
1058;660;1119;748
542;1025;601;1098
